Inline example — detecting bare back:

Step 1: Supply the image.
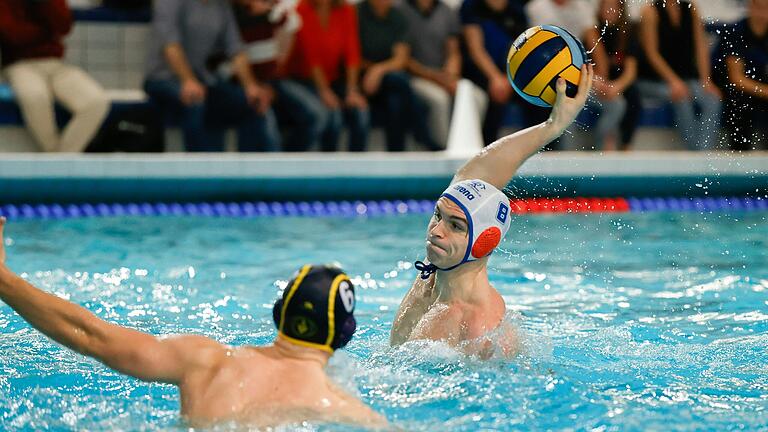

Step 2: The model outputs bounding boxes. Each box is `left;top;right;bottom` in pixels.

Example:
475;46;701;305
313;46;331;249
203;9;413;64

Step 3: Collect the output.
179;345;383;428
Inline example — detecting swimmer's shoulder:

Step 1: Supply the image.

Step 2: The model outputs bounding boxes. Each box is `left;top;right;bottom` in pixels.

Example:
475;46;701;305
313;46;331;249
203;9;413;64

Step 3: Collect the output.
462;288;506;335
408;301;468;343
158;334;231;367
327;383;389;428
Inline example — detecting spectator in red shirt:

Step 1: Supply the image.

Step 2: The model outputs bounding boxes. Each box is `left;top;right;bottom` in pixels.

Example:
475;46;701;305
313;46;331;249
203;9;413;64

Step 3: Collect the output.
0;0;109;152
279;0;369;151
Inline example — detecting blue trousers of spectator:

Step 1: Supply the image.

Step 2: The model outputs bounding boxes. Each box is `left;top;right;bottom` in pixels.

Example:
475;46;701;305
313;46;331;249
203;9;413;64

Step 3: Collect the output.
368;71;438;151
275;80;369;152
144;79;280;152
636;79;722;150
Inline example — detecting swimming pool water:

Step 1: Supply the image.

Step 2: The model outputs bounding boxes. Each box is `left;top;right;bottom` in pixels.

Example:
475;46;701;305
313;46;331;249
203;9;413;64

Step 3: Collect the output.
1;211;767;431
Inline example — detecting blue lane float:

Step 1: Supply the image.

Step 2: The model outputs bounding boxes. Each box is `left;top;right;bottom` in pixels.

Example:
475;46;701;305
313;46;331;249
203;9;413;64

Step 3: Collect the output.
0;197;766;220
626;196;768;213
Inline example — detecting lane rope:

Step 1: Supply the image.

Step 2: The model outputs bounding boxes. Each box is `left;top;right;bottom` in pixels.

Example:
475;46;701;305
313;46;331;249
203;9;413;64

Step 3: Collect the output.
1;197;766;220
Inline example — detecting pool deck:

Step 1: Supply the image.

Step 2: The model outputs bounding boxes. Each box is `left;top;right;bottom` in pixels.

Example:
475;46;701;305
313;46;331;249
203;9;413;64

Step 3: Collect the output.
0;152;766;202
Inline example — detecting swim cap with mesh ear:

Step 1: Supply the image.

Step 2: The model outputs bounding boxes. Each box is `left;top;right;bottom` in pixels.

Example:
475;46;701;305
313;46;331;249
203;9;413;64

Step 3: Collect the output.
416;179;511;279
272;265;356;352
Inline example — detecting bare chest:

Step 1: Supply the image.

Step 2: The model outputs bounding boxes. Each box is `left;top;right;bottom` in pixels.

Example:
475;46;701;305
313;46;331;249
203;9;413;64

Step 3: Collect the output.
408;302;501;345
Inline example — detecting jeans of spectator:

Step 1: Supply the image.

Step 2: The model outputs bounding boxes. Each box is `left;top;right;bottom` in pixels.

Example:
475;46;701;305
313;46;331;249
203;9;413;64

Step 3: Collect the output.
273;80;327;152
636;79;722;150
724;92;768;151
275;80;369;152
367;71;438;151
143;79;280;152
619;84;642;150
5;58;109;152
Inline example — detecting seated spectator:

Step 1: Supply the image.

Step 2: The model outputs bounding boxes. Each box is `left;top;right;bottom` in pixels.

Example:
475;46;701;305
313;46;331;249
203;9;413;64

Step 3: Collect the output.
280;0;369;152
714;0;768;151
357;0;439;151
636;0;722;150
460;0;540;144
230;0;305;150
400;0;471;147
526;0;629;151
595;0;641;151
0;0;109;153
144;0;279;152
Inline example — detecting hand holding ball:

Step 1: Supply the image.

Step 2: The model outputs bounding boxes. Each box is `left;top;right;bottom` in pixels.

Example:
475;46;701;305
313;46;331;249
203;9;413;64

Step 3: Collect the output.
506;25;588;107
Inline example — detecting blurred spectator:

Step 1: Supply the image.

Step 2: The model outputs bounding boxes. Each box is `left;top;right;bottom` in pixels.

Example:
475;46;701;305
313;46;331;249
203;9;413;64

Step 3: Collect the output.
144;0;279;152
714;0;768;151
400;0;469;147
103;0;151;10
358;0;438;151
0;0;109;153
231;0;298;85
230;0;307;150
460;0;537;144
594;0;641;150
526;0;628;151
636;0;722;150
281;0;369;152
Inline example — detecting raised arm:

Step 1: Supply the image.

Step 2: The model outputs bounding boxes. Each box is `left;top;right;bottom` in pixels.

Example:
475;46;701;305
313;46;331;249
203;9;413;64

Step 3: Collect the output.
453;64;594;190
0;218;224;384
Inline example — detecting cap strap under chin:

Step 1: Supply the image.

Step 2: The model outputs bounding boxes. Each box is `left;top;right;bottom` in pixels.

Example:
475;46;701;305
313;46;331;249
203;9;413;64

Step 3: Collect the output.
414;260;438;279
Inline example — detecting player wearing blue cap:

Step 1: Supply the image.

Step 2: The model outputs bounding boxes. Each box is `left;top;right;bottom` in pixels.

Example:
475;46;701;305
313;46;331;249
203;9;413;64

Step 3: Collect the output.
390;64;594;357
0;218;384;428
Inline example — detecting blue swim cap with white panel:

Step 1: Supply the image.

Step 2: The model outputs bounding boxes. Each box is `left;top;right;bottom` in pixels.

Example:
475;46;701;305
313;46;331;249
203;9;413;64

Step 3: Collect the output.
415;179;512;279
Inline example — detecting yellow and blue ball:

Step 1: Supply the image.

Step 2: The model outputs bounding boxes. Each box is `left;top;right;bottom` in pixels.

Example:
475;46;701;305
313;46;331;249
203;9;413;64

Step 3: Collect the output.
507;25;588;107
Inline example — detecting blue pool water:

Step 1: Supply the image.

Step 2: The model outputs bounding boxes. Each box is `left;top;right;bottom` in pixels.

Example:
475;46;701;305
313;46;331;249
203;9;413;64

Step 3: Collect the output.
1;211;767;431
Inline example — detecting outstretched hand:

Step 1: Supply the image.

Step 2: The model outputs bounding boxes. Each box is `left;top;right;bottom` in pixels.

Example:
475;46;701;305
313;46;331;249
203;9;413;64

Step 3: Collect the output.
548;64;594;134
0;216;6;264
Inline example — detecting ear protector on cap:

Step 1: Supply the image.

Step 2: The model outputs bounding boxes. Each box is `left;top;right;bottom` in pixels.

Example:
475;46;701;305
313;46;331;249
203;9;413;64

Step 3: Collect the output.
272;265;357;352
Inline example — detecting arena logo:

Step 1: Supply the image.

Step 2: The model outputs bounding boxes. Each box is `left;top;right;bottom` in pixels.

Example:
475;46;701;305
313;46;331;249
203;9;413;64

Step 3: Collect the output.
468;181;487;194
453;185;476;200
